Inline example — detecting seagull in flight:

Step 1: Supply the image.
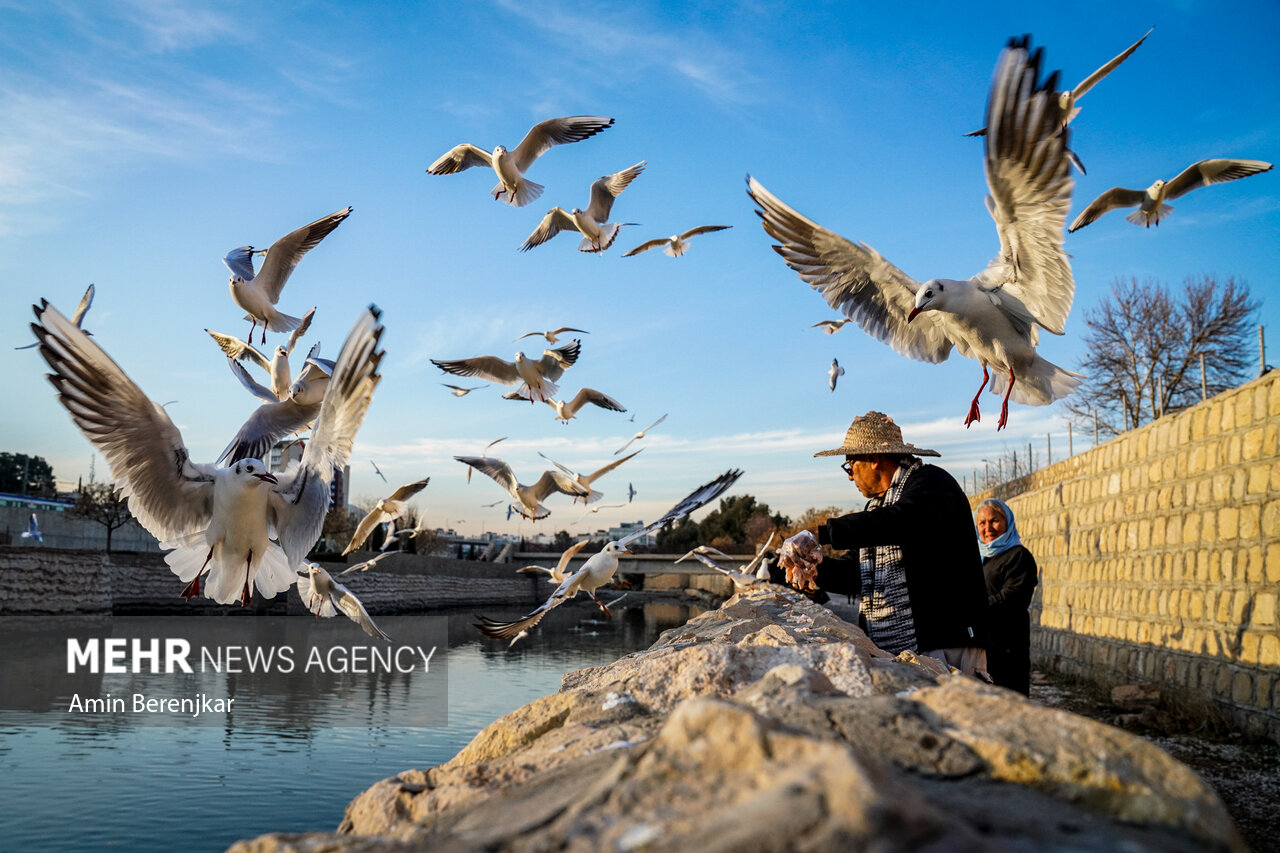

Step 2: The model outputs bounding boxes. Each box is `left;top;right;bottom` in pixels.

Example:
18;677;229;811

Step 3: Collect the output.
1069;159;1273;231
517;538;592;584
811;318;850;335
21;512;43;543
342;477;431;555
206;308;316;400
749;37;1083;430
216;351;336;465
574;503;625;523
223;206;349;344
475;468;743;640
616;413;667;455
504;386;626;422
297;562;390;641
537;449;643;504
520;161;646;253
337;549;401;576
454;456;591;520
16;284;93;350
515;326;589;344
426;116;614;207
32;300;384;605
443;383;486;397
370;460;388;483
432;340;580;403
622;225;732;258
828;358;845;392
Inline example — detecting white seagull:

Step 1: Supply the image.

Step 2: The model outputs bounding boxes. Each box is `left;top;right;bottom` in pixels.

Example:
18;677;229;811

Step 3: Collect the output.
517;538;592;584
432;340;581;403
520;161;646;253
21;512;43;543
574;503;625;523
342;477;431;555
475;468;743;640
505;386;626;422
337;549;401;576
1069;159;1274;231
616;413;667;455
206;308;316;400
811;318;850;335
465;436;508;485
443;383;486;397
426;116;615;207
749;36;1083;430
454;456;591;520
32;301;384;606
16;284;93;350
515;326;589;344
223;206;350;344
537;449;643;504
622;225;732;258
217;352;336;465
828;358;845;392
297;562;391;641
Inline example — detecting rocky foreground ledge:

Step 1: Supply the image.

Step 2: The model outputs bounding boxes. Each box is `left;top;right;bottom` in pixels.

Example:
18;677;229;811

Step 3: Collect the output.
230;587;1245;853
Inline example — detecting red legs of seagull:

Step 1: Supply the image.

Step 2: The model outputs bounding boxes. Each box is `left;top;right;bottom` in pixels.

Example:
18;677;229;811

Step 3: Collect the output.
997;367;1016;431
965;364;990;427
589;591;612;619
181;546;216;600
239;550;254;607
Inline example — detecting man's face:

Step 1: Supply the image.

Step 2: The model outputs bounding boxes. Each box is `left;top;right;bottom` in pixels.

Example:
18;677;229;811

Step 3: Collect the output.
844;455;890;498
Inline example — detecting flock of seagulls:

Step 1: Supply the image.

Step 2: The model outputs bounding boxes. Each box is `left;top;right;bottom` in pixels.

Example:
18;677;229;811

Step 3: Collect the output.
766;33;1271;428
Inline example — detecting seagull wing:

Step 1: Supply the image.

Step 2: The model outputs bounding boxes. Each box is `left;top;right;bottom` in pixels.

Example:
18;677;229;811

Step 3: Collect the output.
222;246;257;280
71;284;95;328
226;358;281;403
271;306;384;568
1071;27;1153;100
747;176;954;364
618;468;743;548
642;413;668;433
981;37;1076;335
475;565;586;639
678;224;732;240
520;207;577;252
255;207;353;303
284;307;316;355
585;161;645;222
426;143;494;175
509;116;615;172
548;326;588;337
431;355;522;384
536;451;578;479
582;448;642;485
529;469;590;501
332;579;391;641
455;456;520;498
1068;187;1146;231
564;387;625;417
538;340;581;380
32;300;216;542
217;396;319;465
207;329;271;371
343;507;391;555
1164;158;1274;201
622;238;669;257
386;477;430;503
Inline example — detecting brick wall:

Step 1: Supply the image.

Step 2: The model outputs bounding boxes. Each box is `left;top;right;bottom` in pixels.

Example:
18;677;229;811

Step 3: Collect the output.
976;372;1280;742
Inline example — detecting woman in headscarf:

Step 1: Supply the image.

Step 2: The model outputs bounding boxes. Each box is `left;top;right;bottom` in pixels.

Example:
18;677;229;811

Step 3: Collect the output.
975;498;1038;695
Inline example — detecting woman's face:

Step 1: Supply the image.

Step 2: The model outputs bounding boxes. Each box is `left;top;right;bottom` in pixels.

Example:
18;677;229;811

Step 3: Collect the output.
976;504;1007;543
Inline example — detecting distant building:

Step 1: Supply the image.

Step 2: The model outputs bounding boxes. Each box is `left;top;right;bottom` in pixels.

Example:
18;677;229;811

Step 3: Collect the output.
608;521;654;547
266;440;349;512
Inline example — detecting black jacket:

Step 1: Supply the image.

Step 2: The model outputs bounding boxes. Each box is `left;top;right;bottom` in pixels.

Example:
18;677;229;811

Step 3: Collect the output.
814;464;989;652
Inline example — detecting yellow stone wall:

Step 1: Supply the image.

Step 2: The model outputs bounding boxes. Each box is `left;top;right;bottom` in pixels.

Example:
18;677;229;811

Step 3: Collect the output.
976;372;1280;742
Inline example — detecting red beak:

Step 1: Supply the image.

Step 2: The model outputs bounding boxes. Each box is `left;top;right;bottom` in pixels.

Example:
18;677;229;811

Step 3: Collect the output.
907;307;920;323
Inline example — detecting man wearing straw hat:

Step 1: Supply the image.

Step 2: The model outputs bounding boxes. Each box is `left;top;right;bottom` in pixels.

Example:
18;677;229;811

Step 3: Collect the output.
778;411;989;676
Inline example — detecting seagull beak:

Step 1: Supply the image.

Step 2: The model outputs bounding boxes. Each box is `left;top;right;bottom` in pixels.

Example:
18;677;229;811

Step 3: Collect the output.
906;306;921;323
255;472;279;484
620;548;633;555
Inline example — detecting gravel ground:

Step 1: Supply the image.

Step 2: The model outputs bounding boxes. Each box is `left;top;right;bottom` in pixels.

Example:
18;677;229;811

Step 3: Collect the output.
1030;670;1280;853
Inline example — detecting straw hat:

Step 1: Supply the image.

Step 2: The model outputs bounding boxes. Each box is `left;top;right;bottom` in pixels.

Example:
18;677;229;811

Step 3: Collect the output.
814;411;941;458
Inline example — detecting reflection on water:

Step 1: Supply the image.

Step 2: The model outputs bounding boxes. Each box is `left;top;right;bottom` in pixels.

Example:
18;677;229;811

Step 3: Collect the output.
0;599;699;853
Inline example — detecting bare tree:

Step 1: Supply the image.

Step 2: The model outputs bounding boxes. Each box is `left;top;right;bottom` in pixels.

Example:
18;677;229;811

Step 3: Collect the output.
73;482;137;553
1064;276;1257;435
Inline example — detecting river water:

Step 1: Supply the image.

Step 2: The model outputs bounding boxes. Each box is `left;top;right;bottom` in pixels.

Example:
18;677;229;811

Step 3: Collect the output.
0;599;699;852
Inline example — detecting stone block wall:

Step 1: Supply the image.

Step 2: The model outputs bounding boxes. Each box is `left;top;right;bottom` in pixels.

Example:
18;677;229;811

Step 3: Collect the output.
977;372;1280;742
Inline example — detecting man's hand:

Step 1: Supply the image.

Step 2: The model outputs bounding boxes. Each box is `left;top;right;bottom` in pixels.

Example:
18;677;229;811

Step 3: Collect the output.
778;530;821;592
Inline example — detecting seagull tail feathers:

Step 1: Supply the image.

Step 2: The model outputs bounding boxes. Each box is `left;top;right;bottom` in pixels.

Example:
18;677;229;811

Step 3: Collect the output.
264;308;306;334
990;357;1085;406
578;223;628;253
1127;204;1172;227
663;240;686;258
474;611;545;640
494;179;544;208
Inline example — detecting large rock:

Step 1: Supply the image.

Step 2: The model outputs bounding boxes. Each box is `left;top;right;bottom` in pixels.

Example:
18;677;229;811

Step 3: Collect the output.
230;587;1245;853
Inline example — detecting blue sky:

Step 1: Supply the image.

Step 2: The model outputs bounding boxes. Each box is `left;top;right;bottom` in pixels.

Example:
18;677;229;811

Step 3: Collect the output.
2;1;1277;539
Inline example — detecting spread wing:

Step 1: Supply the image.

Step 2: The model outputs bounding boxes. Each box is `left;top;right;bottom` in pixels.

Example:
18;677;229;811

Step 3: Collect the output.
981;36;1075;335
621;238;669;257
226;358;280;403
585;161;645;222
475;565;587;639
1071;27;1153;99
564;387;625;416
387;477;431;503
256;207;353;303
71;283;95;327
284;307;316;355
271;306;385;568
455;455;519;497
538;340;581;380
1164;158;1274;201
509;116;615;172
618;468;743;548
343;507;392;555
528;469;591;502
747;176;955;363
583;448;642;484
207;329;271;371
222;246;257;280
1068;187;1146;231
427;143;494;175
431;355;522;384
332;580;391;641
217;395;319;465
520;207;577;252
32;300;216;542
679;224;732;240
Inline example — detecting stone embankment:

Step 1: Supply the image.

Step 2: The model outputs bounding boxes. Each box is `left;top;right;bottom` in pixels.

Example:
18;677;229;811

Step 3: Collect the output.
229;587;1245;853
